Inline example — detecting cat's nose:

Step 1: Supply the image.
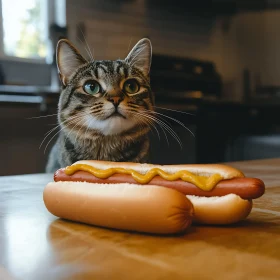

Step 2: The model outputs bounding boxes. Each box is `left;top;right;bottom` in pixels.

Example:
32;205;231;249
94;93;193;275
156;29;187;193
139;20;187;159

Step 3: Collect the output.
107;96;123;107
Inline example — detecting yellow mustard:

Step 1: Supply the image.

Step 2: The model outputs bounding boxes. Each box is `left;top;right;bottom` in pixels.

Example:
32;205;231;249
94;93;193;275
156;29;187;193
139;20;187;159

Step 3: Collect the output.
64;164;223;191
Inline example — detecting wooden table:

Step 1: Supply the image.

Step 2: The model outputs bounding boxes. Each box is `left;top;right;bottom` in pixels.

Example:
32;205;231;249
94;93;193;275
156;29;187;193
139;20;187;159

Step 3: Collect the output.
0;158;280;280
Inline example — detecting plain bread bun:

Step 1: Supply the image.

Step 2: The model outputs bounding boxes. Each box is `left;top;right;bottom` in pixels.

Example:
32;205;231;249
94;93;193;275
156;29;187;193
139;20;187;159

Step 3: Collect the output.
187;194;252;225
43;181;194;234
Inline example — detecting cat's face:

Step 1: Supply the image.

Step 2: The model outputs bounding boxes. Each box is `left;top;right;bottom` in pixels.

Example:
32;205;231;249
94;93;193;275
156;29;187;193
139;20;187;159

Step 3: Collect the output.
56;38;154;136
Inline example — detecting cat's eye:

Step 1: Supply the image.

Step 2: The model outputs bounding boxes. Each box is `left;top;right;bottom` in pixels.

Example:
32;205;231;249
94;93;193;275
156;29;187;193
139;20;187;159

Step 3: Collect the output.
123;79;140;94
83;81;100;95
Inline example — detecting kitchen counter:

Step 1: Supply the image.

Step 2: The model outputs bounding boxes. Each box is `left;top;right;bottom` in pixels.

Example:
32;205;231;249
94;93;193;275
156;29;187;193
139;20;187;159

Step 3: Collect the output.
0;158;279;279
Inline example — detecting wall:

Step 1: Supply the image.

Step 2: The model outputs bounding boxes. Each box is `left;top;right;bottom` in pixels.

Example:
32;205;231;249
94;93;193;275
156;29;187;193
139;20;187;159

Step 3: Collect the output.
66;0;216;59
66;0;234;95
214;10;280;101
232;10;280;88
66;1;280;102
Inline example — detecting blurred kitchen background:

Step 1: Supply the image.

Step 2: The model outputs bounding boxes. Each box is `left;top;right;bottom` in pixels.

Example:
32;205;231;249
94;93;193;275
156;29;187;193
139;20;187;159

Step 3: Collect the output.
2;0;280;175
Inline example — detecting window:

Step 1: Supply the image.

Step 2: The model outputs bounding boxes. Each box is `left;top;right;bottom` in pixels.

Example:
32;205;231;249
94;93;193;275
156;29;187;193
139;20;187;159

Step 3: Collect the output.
2;0;48;60
0;0;66;63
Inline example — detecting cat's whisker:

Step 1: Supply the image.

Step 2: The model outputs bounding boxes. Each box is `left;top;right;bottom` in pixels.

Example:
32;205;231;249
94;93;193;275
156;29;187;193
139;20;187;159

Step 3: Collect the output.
43;113;80;137
42;118;81;153
41;111;88;143
82;110;95;143
44;121;66;138
150;114;184;147
43;115;87;154
77;26;94;63
137;119;150;134
139;116;160;140
84;118;91;144
70;108;102;143
131;110;165;142
64;116;86;147
145;110;174;131
62;109;97;146
74;118;88;145
128;110;161;141
131;112;157;138
40;124;62;148
43;124;68;154
40;113;89;151
143;109;195;138
44;124;59;137
153;106;196;116
151;115;182;148
75;38;90;63
130;110;170;147
138;111;183;148
26;113;58;120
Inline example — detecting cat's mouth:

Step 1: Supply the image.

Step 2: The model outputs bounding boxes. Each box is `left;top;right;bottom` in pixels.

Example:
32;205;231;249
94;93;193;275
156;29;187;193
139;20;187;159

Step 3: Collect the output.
105;111;126;120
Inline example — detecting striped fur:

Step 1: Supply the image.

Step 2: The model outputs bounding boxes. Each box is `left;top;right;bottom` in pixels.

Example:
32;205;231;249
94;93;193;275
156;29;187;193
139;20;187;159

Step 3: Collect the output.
46;38;154;173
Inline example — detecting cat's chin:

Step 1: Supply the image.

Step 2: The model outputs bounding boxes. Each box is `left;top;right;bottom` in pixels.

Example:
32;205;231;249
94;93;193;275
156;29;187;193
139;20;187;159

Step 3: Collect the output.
84;115;136;136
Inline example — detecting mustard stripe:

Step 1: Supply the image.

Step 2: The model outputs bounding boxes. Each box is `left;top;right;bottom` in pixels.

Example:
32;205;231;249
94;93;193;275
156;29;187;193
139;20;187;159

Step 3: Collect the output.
64;164;223;191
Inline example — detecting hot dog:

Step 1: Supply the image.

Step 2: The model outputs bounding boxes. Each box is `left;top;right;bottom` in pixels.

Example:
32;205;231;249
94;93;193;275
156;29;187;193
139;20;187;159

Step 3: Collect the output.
47;160;265;226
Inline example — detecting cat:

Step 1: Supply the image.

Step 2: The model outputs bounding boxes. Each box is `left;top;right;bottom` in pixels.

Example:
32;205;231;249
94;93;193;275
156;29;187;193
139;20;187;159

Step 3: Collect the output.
45;38;155;173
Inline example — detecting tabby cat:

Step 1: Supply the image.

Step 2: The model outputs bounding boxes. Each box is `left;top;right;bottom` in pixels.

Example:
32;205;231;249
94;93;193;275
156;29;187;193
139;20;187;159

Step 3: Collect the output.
46;38;155;173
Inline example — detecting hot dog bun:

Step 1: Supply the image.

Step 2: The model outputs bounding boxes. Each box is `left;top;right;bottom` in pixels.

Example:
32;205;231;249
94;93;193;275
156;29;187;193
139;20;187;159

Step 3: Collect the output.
43;181;194;234
187;194;253;225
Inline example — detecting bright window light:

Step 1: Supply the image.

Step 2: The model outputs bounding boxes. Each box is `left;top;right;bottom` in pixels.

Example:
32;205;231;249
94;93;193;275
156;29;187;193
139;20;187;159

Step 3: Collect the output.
2;0;48;60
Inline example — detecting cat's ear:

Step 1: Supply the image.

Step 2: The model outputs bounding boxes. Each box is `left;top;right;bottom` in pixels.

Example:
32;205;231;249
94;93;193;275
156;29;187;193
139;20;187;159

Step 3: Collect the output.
125;38;152;76
56;39;87;86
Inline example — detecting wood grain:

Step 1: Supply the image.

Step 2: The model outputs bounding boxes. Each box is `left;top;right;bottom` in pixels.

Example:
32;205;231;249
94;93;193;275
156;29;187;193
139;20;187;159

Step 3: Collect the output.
0;159;280;280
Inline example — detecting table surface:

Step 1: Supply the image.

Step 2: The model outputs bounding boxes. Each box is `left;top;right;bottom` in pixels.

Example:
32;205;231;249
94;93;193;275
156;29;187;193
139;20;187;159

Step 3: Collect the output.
0;158;280;280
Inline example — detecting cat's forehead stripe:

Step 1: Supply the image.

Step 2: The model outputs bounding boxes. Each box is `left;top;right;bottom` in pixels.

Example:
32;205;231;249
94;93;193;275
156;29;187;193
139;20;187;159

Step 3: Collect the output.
91;63;108;78
123;67;128;78
97;67;105;79
97;64;108;72
117;66;123;76
114;62;123;74
91;68;98;79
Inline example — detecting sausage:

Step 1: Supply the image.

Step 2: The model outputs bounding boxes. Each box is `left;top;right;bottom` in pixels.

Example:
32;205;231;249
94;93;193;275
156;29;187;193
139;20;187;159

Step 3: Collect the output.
54;168;265;199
